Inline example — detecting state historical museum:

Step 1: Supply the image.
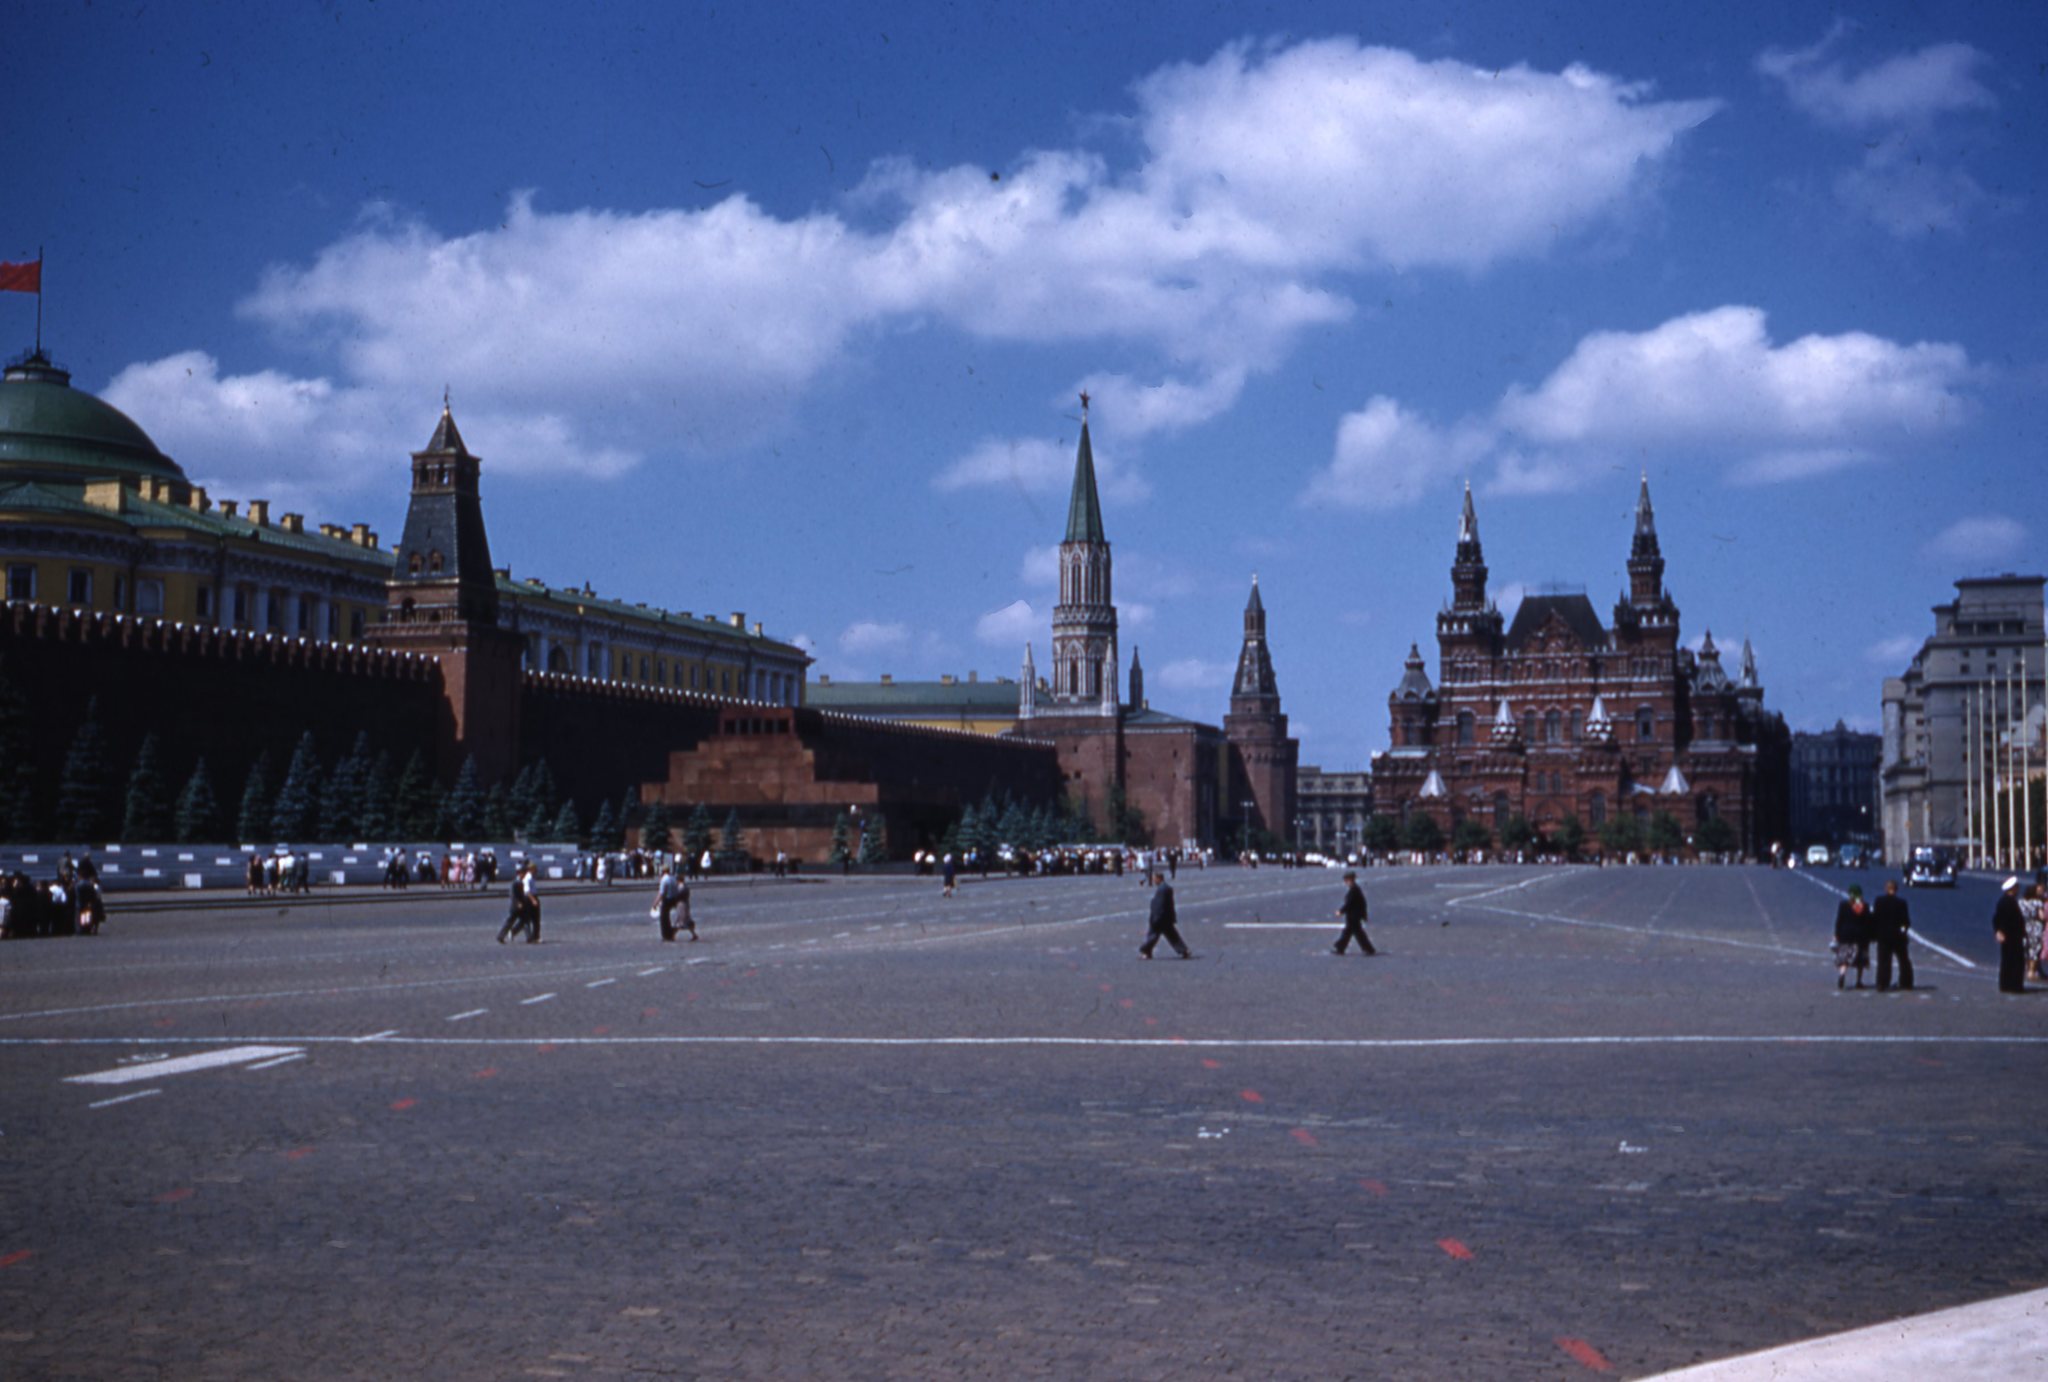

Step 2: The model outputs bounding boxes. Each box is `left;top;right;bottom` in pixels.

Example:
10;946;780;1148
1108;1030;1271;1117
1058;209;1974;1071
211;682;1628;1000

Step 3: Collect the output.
1373;481;1789;855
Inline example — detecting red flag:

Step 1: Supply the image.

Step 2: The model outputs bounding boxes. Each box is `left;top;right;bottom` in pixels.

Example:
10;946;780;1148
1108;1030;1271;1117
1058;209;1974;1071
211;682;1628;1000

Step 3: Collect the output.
0;261;40;294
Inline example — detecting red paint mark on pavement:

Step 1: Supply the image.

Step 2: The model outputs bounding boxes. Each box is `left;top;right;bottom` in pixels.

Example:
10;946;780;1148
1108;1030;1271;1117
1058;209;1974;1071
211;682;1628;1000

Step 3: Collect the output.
389;1098;418;1111
1437;1237;1474;1260
1099;983;1114;992
591;1026;611;1036
1142;1016;1158;1026
0;1250;30;1268
474;1068;499;1080
1289;1128;1319;1147
743;968;759;978
155;1188;195;1204
1117;998;1134;1009
642;1008;660;1018
154;1017;175;1028
284;1147;315;1161
1200;1059;1223;1070
1556;1337;1614;1372
1358;1179;1388;1197
1914;1057;1944;1068
1239;1089;1264;1104
536;1043;558;1054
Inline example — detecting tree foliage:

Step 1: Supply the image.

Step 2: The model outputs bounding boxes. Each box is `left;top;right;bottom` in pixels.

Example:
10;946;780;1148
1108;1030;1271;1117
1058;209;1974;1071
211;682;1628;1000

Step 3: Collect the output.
1646;810;1686;854
236;750;273;843
1551;813;1587;858
269;731;323;841
1599;815;1642;857
393;751;438;839
0;669;38;841
858;813;887;865
641;799;672;854
174;757;221;844
121;732;174;842
1400;812;1445;855
682;803;713;862
1694;815;1737;856
1452;818;1494;855
1361;814;1402;855
55;698;113;841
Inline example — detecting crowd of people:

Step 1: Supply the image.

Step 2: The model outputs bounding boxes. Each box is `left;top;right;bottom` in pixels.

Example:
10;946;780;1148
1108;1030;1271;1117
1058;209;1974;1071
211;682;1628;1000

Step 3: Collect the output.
0;852;104;939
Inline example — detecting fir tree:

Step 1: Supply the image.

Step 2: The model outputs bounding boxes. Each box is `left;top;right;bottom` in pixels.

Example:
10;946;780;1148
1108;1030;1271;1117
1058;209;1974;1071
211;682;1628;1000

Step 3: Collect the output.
939;818;963;857
55;698;113;841
358;751;396;841
1646;811;1686;855
996;801;1028;850
616;788;638;848
174;757;221;844
717;808;747;868
551;798;582;845
956;804;980;857
0;669;36;841
523;799;553;841
443;755;486;838
121;732;174;842
1551;814;1587;859
483;783;512;840
527;760;558;820
829;811;852;865
589;798;619;852
641;799;673;854
393;751;438;839
269;731;322;840
682;803;713;862
506;762;538;833
858;814;887;865
318;748;361;842
235;751;274;842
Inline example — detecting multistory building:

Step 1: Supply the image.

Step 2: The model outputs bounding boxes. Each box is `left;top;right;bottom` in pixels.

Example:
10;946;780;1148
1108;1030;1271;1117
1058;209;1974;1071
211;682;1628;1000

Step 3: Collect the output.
1298;765;1373;857
1879;575;2046;868
1790;722;1881;851
1372;479;1789;855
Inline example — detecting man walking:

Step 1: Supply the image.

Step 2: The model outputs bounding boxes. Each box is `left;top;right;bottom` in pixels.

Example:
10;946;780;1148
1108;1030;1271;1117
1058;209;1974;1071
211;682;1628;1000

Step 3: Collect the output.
1139;870;1190;959
498;860;541;944
656;863;692;942
1871;879;1914;991
1332;871;1378;956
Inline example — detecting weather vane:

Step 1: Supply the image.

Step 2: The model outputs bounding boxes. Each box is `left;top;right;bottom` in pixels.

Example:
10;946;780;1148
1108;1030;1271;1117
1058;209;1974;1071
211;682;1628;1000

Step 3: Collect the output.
1079;390;1090;414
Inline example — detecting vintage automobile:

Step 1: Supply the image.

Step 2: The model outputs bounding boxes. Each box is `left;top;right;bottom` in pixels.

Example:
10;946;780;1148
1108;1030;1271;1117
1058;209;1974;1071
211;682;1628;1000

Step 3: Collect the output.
1905;846;1957;887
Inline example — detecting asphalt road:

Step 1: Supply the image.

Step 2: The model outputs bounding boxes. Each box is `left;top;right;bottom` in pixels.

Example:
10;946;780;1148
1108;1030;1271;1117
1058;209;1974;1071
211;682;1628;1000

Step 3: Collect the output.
2;863;2043;1379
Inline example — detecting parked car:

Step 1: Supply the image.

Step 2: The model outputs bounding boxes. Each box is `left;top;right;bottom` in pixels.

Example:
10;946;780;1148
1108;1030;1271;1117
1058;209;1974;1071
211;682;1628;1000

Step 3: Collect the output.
1805;844;1832;868
1905;846;1957;887
1837;843;1867;869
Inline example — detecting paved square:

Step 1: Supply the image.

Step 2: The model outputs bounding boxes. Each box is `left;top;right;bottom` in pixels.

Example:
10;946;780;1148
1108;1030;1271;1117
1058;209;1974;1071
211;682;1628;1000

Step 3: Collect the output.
2;864;2043;1378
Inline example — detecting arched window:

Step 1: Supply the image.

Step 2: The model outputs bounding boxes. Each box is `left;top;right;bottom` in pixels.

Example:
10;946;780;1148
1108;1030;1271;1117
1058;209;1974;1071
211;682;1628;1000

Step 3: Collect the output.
1457;711;1475;745
1636;706;1656;741
1522;709;1538;743
408;553;423;575
1544;710;1562;743
1493;792;1511;829
428;550;444;574
1588;791;1607;826
547;646;570;673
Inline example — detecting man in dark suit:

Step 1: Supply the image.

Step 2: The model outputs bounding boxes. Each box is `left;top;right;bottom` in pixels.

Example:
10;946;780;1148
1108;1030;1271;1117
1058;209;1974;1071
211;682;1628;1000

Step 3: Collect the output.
1332;871;1378;956
1139;872;1190;959
1994;876;2027;993
1871;879;1913;991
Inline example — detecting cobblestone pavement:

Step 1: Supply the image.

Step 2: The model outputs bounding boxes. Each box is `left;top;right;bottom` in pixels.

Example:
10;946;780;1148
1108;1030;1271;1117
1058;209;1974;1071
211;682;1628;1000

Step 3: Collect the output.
1;864;2043;1379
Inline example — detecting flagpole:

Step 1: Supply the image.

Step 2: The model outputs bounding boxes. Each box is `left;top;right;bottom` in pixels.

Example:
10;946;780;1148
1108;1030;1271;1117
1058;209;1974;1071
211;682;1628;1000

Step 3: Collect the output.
34;247;42;356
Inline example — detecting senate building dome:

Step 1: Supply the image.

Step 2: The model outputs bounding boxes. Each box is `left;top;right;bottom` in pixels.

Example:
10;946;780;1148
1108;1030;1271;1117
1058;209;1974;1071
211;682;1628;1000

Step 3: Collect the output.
0;351;186;487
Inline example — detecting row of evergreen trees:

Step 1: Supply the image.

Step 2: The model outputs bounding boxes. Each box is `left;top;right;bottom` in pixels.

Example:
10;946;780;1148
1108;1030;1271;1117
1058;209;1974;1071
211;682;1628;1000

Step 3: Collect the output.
1357;808;1737;858
0;690;746;852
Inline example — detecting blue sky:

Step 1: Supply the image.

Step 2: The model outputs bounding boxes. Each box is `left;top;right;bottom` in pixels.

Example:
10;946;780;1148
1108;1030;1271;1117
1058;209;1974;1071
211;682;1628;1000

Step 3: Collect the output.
8;1;2045;767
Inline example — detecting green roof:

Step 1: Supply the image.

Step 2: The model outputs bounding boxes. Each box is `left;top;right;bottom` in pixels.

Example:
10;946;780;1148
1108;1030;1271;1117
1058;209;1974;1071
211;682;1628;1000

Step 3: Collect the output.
806;679;1022;711
0;355;186;486
1063;419;1105;544
495;573;808;655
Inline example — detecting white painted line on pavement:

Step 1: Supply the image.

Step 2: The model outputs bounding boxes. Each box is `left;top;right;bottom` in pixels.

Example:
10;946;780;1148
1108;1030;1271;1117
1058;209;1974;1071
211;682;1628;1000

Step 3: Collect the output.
244;1052;306;1071
89;1089;163;1109
636;968;666;977
16;1033;2048;1052
1791;872;1979;968
447;1009;487;1022
1224;923;1335;929
585;978;616;988
353;1030;400;1043
520;993;557;1005
66;1044;302;1086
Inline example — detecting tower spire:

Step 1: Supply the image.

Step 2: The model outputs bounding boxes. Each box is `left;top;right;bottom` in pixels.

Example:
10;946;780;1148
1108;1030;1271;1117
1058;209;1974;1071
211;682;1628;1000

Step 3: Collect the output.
1626;472;1667;610
1451;480;1488;612
1064;397;1105;544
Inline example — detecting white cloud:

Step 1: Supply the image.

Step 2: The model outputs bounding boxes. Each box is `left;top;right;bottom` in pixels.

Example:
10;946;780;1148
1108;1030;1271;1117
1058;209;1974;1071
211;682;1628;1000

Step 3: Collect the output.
934;433;1148;503
1301;397;1492;510
838;621;910;656
1757;28;1993;129
110;37;1715;504
1157;657;1233;692
1020;545;1061;589
1922;516;2025;567
1304;307;1973;509
975;599;1038;647
1865;633;1923;667
1757;28;1996;238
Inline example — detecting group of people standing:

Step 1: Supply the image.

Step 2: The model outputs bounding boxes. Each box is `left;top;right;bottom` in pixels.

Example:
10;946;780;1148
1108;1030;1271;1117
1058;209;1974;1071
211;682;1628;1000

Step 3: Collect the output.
1;853;104;939
1832;881;1916;991
1991;876;2043;994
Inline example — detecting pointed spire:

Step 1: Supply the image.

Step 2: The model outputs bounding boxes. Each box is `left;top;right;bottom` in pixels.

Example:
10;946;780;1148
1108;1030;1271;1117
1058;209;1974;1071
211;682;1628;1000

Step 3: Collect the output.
1740;637;1759;689
1063;397;1106;544
1246;572;1264;615
1018;641;1037;719
1128;644;1145;710
1700;629;1718;659
424;403;469;457
1459;480;1478;545
1631;471;1659;555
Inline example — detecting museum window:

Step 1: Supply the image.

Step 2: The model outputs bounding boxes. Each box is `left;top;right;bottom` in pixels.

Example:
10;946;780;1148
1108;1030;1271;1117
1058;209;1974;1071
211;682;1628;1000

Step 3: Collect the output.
196;585;213;619
5;564;31;602
1456;710;1474;745
326;605;342;639
68;568;93;606
1545;710;1561;744
1522;709;1538;743
136;579;165;617
1636;707;1655;741
640;655;651;682
1588;792;1607;826
1697;793;1719;823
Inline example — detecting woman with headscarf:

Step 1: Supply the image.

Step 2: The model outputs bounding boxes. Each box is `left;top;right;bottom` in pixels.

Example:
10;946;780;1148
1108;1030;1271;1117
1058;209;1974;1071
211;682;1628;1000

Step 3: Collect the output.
1833;884;1872;990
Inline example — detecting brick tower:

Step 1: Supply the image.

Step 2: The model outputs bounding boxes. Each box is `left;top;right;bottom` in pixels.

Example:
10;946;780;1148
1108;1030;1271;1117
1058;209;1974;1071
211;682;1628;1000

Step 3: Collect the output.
1224;574;1299;845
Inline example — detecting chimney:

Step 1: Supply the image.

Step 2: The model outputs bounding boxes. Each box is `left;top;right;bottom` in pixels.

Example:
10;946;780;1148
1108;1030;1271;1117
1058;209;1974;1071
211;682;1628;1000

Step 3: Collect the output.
752;621;763;636
730;612;745;629
967;670;978;683
247;499;270;526
280;513;304;534
350;522;370;546
880;674;893;685
188;486;208;512
817;674;831;684
940;674;955;686
219;499;238;519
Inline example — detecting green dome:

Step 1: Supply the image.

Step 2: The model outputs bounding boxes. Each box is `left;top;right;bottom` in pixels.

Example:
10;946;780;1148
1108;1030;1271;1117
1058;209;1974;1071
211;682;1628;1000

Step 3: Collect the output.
0;353;186;485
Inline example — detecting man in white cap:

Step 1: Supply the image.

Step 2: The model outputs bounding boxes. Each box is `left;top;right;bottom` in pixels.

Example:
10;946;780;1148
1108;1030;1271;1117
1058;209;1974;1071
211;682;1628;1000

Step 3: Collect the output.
1994;877;2027;993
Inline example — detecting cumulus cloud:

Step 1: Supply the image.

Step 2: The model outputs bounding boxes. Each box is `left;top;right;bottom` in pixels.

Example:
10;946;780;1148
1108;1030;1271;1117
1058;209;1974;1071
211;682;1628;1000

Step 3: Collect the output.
1865;633;1923;667
1922;516;2025;567
109;37;1714;503
1757;27;1997;238
934;433;1148;503
838;621;910;656
1303;306;1973;508
975;599;1038;647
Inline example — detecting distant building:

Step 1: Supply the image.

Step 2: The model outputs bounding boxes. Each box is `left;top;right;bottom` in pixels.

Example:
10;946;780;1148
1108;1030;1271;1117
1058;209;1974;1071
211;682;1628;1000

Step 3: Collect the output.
1879;574;2045;868
1371;479;1790;856
1298;766;1373;856
805;673;1023;736
1011;398;1298;849
1790;721;1880;850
